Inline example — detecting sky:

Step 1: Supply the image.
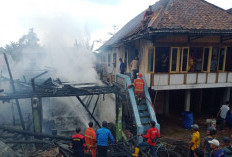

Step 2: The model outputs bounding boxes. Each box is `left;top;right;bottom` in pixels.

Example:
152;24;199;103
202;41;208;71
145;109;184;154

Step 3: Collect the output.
0;0;231;50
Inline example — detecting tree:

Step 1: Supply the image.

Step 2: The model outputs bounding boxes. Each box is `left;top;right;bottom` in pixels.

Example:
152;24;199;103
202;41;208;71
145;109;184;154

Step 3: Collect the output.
3;28;40;62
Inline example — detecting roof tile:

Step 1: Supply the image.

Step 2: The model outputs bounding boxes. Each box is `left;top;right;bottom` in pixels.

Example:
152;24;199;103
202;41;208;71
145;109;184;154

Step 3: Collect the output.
100;0;232;50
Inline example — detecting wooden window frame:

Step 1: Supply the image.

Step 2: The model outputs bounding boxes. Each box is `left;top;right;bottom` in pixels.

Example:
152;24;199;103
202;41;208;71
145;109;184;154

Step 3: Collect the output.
217;47;227;72
108;53;111;67
169;47;180;73
180;47;189;73
146;47;155;73
201;47;212;72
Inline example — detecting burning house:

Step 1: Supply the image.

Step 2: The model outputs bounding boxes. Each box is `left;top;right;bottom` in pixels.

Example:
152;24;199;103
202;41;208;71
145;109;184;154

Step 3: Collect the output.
98;0;232;117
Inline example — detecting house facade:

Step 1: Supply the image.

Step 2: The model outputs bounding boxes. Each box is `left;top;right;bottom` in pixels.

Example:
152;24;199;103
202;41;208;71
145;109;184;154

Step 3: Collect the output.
98;0;232;115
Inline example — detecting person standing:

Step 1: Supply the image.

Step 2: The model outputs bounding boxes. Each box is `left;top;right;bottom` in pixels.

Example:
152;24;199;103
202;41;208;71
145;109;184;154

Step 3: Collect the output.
132;121;160;157
203;126;217;157
221;137;232;156
127;73;145;104
190;124;200;157
226;108;232;138
130;57;139;80
209;139;225;157
119;58;125;74
96;121;114;157
194;148;204;157
71;128;86;157
217;101;230;130
85;122;97;157
141;5;154;30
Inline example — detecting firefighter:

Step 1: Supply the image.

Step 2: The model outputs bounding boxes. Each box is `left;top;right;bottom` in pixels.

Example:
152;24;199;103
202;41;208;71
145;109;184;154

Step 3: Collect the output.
128;73;145;103
71;127;86;157
132;120;160;157
85;122;97;157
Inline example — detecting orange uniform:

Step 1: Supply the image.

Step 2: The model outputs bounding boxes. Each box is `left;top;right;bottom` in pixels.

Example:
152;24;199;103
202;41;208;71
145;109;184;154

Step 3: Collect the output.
85;127;97;157
133;78;145;96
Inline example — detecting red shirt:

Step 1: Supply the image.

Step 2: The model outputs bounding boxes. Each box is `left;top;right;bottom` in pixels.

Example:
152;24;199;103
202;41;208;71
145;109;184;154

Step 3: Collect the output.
72;133;86;151
133;78;145;95
142;127;160;146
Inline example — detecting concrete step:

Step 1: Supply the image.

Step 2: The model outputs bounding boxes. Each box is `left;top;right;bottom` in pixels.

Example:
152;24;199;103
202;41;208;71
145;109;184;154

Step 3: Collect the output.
143;124;151;132
137;102;146;106
141;117;150;124
139;111;150;117
137;105;148;111
141;99;146;104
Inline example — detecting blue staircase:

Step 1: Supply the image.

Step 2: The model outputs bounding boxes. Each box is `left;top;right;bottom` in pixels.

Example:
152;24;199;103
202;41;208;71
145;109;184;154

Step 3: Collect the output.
115;74;160;143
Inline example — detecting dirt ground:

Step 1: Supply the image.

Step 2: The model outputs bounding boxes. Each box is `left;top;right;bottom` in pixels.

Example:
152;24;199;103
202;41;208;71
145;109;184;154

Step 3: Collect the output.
158;114;232;143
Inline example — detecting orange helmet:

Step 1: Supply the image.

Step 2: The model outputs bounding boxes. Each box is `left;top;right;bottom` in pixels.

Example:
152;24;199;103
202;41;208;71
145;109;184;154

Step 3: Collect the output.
137;73;143;78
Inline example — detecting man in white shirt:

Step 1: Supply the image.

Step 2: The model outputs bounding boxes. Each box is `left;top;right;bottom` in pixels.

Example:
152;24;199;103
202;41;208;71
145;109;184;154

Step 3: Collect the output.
217;101;230;130
130;57;139;81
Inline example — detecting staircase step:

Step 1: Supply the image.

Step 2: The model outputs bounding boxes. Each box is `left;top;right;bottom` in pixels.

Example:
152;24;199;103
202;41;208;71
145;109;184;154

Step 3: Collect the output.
143;124;151;132
141;99;146;103
139;111;150;117
141;117;150;124
137;105;148;111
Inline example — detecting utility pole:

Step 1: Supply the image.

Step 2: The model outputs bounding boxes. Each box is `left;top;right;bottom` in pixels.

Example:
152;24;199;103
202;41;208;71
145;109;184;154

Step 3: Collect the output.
3;53;25;130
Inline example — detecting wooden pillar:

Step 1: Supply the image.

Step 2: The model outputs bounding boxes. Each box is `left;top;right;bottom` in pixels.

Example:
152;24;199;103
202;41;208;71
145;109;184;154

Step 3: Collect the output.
224;87;231;102
184;89;191;112
31;97;43;133
164;91;169;115
196;89;203;114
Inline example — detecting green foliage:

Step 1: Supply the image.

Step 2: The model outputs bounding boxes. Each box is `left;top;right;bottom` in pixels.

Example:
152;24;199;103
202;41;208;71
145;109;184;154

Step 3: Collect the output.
4;28;40;62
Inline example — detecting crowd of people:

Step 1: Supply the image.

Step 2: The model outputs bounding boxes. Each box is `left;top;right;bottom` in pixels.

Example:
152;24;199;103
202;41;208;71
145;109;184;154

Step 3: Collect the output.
189;101;232;157
71;121;114;157
71;120;160;157
188;123;232;157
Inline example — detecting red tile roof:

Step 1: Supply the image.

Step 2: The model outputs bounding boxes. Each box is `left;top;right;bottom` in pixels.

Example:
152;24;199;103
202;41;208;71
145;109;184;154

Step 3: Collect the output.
228;8;232;14
154;0;232;30
99;0;232;50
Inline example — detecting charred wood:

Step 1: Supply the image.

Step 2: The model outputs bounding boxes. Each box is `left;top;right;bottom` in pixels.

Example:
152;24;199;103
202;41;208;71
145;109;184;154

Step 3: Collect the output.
0;126;72;141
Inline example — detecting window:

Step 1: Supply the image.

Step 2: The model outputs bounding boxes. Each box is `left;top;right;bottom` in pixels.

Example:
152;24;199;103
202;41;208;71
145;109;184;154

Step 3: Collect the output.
108;53;111;66
147;47;155;73
202;47;212;72
113;53;116;68
155;47;170;73
124;49;128;69
180;48;189;72
225;47;232;72
210;48;219;72
218;47;227;72
147;46;189;73
189;47;203;72
170;47;180;72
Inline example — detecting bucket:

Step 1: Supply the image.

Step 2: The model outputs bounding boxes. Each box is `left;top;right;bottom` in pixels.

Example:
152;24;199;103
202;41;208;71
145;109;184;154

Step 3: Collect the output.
182;111;193;129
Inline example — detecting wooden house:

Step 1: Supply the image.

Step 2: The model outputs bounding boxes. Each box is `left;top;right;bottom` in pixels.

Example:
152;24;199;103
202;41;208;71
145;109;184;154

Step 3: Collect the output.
98;0;232;115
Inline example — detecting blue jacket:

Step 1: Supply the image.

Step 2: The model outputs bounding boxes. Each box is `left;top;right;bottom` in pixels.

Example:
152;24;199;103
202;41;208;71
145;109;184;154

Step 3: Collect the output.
96;127;114;146
120;62;125;74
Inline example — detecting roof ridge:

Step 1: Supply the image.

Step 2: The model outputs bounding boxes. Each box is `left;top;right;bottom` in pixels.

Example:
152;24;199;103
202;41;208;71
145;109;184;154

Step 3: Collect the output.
199;0;230;14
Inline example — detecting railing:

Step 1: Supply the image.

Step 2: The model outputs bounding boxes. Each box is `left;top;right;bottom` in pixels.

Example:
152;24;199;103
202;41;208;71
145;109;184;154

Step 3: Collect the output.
115;73;160;142
152;72;232;90
143;75;160;131
115;74;143;142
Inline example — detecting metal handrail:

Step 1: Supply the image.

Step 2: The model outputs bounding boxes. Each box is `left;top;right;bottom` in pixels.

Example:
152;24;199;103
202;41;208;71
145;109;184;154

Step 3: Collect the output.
115;74;143;142
143;76;160;132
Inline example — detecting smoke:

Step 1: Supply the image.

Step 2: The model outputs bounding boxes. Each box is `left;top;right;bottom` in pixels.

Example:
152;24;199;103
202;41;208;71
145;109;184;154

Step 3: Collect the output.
0;15;114;134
